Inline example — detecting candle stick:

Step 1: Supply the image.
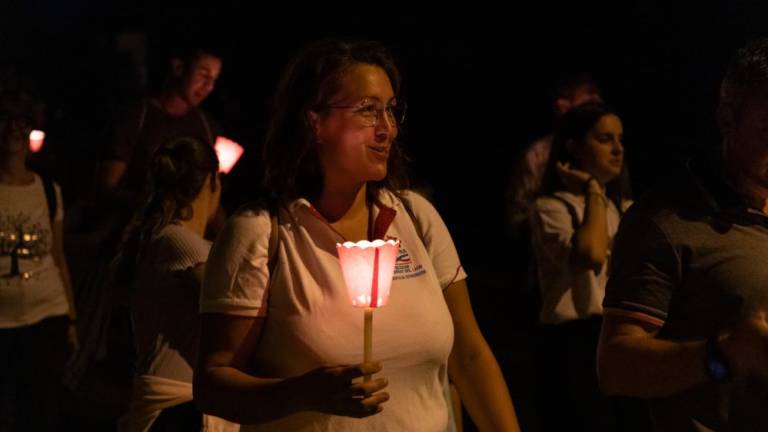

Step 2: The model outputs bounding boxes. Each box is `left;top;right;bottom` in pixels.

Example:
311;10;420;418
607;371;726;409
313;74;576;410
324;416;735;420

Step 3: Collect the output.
337;239;399;382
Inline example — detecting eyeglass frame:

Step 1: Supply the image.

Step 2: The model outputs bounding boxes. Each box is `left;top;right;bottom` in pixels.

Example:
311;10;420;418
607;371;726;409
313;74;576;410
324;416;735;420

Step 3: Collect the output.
322;98;407;128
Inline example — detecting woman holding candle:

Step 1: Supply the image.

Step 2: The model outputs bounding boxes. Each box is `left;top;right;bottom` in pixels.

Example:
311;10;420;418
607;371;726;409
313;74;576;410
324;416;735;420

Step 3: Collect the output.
0;90;78;430
530;102;635;431
195;39;519;431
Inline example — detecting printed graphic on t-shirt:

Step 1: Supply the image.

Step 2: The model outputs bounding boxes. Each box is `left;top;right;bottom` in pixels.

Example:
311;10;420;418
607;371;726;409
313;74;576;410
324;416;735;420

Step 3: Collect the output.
393;240;426;280
0;211;50;278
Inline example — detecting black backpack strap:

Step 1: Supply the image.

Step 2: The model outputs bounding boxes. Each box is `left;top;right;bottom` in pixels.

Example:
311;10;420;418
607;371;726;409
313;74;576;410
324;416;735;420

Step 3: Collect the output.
400;192;425;245
549;194;580;230
40;175;57;222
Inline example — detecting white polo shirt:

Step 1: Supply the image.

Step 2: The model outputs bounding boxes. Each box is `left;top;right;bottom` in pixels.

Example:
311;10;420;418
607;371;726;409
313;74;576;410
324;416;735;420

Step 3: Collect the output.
202;189;466;432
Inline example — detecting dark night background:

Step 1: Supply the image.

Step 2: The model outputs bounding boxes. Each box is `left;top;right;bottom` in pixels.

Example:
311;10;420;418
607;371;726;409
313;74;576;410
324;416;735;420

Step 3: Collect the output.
1;1;767;430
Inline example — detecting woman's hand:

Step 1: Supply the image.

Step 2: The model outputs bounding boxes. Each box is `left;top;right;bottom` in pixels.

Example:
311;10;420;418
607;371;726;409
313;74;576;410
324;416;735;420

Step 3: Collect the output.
294;362;389;418
556;161;598;194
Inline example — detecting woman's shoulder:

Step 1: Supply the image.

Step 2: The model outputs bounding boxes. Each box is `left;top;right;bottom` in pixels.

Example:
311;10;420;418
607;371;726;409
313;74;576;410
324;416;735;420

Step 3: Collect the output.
224;204;274;237
534;191;581;212
208;202;277;258
390;189;438;215
149;225;211;271
154;225;210;253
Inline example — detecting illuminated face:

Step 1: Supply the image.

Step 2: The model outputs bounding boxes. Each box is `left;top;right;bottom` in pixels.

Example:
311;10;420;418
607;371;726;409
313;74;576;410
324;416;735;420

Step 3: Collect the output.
573;113;624;183
312;64;398;191
177;54;222;108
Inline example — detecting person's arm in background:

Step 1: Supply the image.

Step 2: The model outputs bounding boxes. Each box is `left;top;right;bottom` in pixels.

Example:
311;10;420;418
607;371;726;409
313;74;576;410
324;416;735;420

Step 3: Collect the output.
597;209;768;397
599;309;768;397
96;101;145;195
555;162;610;272
444;279;520;432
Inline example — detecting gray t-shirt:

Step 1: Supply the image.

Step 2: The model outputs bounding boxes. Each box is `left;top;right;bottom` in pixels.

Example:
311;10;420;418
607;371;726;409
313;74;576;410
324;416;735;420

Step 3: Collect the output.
604;159;768;432
132;224;211;383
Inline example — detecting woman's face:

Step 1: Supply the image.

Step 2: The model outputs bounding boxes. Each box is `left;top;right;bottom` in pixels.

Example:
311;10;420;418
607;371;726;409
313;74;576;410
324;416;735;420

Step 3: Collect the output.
0;115;32;155
311;63;398;192
573;113;624;183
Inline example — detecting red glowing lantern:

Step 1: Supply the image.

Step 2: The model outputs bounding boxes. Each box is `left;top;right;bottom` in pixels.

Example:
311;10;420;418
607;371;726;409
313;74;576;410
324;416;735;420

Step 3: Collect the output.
214;136;244;174
336;239;399;381
29;130;45;153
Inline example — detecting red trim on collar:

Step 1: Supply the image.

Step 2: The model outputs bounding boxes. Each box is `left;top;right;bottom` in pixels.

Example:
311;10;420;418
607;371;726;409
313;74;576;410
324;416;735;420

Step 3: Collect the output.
306;204;348;241
304;198;397;241
371;199;396;240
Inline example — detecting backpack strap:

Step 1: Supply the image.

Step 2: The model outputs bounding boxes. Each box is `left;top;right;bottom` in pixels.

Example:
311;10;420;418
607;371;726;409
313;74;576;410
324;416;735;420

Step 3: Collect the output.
400;192;425;245
549;194;580;230
40;175;57;222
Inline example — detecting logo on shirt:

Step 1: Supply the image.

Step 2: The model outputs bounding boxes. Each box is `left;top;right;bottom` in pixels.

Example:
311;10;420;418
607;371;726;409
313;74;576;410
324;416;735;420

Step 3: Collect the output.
0;211;50;280
392;239;426;280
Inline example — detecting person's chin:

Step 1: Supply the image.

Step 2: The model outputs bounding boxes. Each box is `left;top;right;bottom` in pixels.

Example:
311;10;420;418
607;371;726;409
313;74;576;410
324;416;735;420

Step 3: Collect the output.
369;166;388;182
600;165;622;181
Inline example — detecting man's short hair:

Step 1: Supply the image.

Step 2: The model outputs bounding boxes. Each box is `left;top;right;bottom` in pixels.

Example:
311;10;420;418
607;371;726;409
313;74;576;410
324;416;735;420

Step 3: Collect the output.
720;37;768;116
552;72;600;101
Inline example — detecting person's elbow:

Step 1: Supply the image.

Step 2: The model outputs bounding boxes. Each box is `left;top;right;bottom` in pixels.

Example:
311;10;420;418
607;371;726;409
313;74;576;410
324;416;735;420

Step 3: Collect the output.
596;334;657;398
193;367;216;415
596;340;626;396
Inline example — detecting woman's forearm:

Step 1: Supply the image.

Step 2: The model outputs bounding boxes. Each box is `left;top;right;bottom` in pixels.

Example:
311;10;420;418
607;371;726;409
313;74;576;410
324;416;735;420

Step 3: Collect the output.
194;366;301;424
449;344;520;432
571;183;610;269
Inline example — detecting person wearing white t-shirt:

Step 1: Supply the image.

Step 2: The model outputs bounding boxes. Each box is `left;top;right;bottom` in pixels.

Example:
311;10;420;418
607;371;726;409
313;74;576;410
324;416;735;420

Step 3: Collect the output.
530;103;636;431
0;90;77;430
194;39;520;432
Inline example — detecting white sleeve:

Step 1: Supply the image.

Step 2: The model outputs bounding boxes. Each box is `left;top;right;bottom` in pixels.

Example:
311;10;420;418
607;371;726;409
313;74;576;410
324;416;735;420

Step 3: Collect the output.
200;210;272;317
153;227;211;273
531;197;575;263
402;191;467;289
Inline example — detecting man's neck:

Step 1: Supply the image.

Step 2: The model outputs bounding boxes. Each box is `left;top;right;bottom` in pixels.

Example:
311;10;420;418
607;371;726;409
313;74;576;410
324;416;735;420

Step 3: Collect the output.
157;90;192;116
0;153;34;185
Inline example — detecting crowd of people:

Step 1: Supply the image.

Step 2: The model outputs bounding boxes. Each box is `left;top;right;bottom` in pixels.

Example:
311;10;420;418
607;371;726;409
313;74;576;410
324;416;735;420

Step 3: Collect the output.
2;31;768;432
